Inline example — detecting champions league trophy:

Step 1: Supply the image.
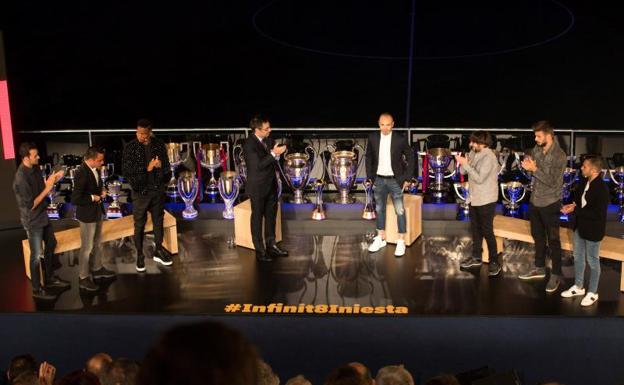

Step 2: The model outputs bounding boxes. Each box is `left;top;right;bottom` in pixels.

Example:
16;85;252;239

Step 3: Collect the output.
199;143;222;196
232;143;247;186
501;181;527;217
325;143;365;204
282;146;316;204
165;142;190;199
609;166;624;222
178;171;199;219
362;179;376;220
311;180;326;220
106;180;123;218
218;171;240;219
426;148;455;202
453;181;470;220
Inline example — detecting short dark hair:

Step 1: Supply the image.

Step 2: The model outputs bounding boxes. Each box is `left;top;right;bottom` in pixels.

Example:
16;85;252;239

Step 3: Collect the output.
325;365;367;385
12;371;39;385
137;119;152;129
469;131;492;148
18;142;38;160
532;120;555;136
57;370;100;385
8;354;38;382
249;114;270;131
584;156;604;172
84;145;105;160
103;358;140;385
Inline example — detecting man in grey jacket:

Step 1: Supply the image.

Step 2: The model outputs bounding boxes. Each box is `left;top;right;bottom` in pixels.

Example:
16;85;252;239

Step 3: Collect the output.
455;131;502;276
519;121;567;292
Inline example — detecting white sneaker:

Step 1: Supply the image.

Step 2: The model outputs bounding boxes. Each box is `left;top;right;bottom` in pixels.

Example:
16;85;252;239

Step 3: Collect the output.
368;236;387;253
581;292;599;307
394;240;406;257
561;285;586;298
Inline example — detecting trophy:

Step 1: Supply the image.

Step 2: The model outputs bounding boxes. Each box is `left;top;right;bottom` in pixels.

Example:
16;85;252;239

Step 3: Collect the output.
106;180;123;218
407;177;420;194
232;143;247;186
426;148;455;201
65;166;78;192
453;181;470;220
362;179;376;220
311;180;326;220
501;181;526;217
199;143;222;196
100;163;114;185
282;146;316;204
324;143;365;204
165;142;190;199
178;171;199;219
609;166;624;222
560;167;578;221
218;171;240;219
46;182;61;219
515;152;534;187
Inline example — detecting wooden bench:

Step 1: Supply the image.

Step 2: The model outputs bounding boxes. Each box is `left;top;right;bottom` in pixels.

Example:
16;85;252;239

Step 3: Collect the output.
482;215;624;291
384;194;423;246
233;199;282;250
22;211;178;279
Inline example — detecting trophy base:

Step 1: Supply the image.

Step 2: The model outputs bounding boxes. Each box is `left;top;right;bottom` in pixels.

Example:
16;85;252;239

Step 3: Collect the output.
289;197;309;204
166;189;179;200
222;210;234;220
504;206;522;218
47;210;60;220
182;208;198;219
312;209;326;220
334;195;356;204
456;205;470;221
106;210;123;219
362;211;376;220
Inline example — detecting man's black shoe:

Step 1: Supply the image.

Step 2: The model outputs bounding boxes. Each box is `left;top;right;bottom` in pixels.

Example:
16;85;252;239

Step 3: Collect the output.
153;248;173;266
92;267;116;279
45;277;71;290
267;244;288;257
256;250;273;262
32;288;56;300
136;256;146;272
79;277;99;292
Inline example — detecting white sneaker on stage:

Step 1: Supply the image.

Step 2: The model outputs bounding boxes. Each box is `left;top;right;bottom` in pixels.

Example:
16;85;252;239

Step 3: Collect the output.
581;292;599;307
561;285;585;298
368;236;387;253
394;240;406;257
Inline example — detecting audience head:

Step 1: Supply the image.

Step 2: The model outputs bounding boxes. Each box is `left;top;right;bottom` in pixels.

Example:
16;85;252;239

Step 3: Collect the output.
7;354;38;383
348;362;374;385
325;365;367;385
101;358;140;385
257;360;280;385
57;370;101;385
137;321;259;385
11;371;39;385
375;365;415;385
285;375;312;385
424;374;460;385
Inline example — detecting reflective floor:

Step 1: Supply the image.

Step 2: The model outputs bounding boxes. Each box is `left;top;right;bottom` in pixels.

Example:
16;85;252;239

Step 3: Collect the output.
1;226;623;316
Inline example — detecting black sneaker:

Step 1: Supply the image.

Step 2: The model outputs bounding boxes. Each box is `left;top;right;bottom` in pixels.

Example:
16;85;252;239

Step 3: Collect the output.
92;267;116;279
545;274;562;293
45;277;71;290
32;288;56;300
79;277;99;292
136;256;146;272
518;267;546;280
460;257;482;269
488;261;502;277
153;248;173;266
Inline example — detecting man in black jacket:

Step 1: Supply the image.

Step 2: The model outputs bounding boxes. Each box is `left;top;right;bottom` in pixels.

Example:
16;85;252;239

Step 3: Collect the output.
365;112;416;257
560;156;610;306
242;114;288;262
72;146;116;291
122;119;172;271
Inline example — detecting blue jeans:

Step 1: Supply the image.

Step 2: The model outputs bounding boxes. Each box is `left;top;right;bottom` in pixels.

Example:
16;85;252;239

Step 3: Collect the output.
374;177;406;233
26;223;57;290
573;230;601;293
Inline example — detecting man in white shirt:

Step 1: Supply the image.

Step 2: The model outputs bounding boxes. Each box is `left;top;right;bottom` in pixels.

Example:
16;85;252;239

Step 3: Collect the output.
365;113;416;257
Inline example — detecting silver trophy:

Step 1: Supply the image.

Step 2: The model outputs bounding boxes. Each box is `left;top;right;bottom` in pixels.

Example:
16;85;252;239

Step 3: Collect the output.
282;146;316;204
560;167;578;221
106;180;123;218
515;152;534;187
311;180;326;220
426;148;456;201
232;143;247;186
100;163;114;185
178;171;199;219
609;166;624;222
324;143;365;204
218;171;240;219
165;142;190;199
453;181;470;220
501;181;527;217
46;182;61;219
199;143;222;195
362;179;376;220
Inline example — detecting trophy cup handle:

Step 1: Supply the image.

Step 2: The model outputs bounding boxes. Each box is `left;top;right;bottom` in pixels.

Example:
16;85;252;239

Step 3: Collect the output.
500;183;510;203
453;183;466;202
518;186;527;202
305;145;317;188
180;142;191;163
609;169;620;185
353;143;366;175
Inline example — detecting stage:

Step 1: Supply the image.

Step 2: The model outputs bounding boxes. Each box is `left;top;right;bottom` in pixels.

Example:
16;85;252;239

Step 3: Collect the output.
1;198;623;316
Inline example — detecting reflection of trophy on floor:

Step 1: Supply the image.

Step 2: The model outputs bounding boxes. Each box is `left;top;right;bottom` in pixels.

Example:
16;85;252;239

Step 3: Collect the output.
609;166;624;222
453;181;470;221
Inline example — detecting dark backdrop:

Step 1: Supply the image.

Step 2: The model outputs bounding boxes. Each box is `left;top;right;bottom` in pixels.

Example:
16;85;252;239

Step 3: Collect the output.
1;1;623;130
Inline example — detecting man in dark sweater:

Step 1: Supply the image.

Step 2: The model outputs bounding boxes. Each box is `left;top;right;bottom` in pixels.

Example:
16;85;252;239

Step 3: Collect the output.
122;119;172;271
560;157;610;306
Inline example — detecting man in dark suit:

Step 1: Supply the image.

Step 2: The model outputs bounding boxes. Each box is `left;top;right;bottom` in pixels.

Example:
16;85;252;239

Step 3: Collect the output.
72;146;116;291
243;114;288;262
365;112;416;257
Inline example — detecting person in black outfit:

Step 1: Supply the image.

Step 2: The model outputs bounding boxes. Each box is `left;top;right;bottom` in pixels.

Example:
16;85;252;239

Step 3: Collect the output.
72;146;116;291
12;142;70;299
122;119;173;271
242;114;288;262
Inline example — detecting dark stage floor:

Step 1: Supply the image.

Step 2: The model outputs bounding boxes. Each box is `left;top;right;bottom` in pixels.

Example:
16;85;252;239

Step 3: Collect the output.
1;201;624;316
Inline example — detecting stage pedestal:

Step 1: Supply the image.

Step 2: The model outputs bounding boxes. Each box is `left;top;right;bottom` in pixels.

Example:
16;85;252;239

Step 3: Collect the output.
384;194;423;246
233;199;282;250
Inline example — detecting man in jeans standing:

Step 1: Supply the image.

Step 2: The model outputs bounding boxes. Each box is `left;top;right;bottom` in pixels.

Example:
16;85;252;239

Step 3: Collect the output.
455;131;502;276
72;145;116;291
122;119;173;272
519;121;567;292
12;142;70;299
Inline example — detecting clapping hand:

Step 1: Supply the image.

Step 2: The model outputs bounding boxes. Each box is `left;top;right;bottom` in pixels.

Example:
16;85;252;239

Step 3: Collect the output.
272;143;287;155
521;157;537;172
147;156;162;171
560;203;575;214
39;361;56;385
